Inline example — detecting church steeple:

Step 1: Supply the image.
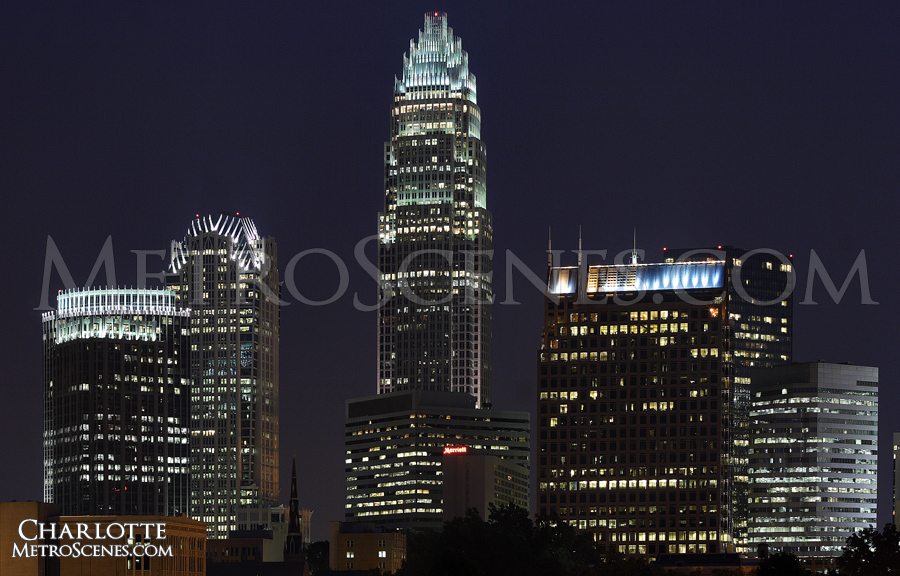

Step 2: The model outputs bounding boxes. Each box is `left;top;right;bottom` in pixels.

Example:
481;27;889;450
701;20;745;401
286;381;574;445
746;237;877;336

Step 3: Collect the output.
284;455;303;557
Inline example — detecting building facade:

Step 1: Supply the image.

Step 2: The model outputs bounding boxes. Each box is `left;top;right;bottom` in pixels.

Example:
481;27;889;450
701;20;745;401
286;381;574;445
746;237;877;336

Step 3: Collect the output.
42;288;190;516
538;247;793;555
344;390;529;531
667;246;794;545
441;448;530;522
748;362;878;567
377;12;492;407
329;522;407;573
894;432;900;526
538;258;734;555
168;213;280;538
57;515;206;576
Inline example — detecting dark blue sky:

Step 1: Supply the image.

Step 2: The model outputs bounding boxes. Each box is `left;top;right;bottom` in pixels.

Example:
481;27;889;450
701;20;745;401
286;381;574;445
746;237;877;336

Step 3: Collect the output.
2;2;897;540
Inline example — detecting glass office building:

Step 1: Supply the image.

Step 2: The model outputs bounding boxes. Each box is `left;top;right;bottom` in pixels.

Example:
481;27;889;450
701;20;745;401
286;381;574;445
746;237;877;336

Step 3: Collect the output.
42;288;190;516
377;12;492;408
748;362;878;569
344;390;529;530
168;213;280;538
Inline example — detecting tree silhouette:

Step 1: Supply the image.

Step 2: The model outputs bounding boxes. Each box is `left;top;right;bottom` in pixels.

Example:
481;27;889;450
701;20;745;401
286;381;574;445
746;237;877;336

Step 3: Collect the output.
395;504;651;576
836;524;900;576
756;551;809;576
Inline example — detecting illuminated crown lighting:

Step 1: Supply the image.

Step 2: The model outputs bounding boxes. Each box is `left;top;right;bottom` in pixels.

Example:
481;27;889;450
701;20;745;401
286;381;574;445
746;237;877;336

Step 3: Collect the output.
549;261;726;295
395;12;476;103
169;213;263;274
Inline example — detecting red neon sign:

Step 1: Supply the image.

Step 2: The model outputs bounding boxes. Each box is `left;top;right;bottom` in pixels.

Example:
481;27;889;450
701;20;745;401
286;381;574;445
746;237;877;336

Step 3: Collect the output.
443;446;467;455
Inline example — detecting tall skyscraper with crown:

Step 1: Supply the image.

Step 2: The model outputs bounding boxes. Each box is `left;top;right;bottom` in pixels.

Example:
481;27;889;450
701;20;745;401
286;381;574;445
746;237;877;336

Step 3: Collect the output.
168;213;280;539
378;12;492;407
345;13;530;531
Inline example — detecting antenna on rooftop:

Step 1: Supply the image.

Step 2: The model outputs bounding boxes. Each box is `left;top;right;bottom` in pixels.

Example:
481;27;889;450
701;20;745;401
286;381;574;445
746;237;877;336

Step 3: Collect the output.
577;225;583;267
631;228;639;264
548;226;553;268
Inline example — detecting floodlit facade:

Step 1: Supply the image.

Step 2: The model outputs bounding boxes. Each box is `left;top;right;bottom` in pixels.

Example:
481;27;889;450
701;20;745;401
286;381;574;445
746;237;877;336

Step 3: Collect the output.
378;12;493;407
748;362;878;566
667;246;794;547
42;288;190;516
344;390;529;531
538;258;735;555
168;214;280;539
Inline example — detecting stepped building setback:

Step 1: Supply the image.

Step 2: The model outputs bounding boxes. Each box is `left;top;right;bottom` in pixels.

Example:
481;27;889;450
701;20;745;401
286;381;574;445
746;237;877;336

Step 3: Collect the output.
347;14;531;530
377;12;492;408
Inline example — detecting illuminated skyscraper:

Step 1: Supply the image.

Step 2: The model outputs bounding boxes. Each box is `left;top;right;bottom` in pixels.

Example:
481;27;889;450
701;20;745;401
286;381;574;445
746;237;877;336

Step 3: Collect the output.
378;12;492;407
537;247;794;555
539;258;734;555
748;362;878;573
346;14;529;530
42;288;190;516
666;246;794;546
895;432;900;526
168;213;280;539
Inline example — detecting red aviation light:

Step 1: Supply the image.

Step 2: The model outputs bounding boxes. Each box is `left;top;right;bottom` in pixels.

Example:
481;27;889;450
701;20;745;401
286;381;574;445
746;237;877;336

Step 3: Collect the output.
443;446;467;455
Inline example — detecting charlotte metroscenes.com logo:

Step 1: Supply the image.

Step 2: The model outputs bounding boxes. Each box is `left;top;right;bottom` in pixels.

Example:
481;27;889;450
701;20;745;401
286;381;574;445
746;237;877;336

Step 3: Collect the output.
12;519;173;559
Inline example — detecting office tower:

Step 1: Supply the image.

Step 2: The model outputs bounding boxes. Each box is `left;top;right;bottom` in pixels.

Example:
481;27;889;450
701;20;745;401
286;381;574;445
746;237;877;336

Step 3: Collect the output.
42;288;190;516
378;12;492;407
539;256;736;555
442;447;530;521
667;246;793;546
895;432;900;525
344;390;530;530
168;213;280;539
748;362;878;572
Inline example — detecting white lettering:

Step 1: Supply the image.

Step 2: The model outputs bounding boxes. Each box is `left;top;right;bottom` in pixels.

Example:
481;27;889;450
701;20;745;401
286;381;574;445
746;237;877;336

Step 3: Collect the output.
18;519;38;541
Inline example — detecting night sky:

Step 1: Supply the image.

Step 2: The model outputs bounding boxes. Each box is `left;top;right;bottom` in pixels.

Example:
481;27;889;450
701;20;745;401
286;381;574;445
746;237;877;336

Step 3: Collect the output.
2;2;898;541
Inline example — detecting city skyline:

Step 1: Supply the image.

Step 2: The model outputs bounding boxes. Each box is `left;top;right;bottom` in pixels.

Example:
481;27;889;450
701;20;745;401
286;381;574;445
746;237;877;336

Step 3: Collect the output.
2;3;898;542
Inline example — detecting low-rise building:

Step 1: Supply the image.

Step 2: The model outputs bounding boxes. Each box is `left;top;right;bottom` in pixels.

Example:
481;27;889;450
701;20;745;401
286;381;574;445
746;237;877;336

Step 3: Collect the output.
329;521;406;573
0;502;205;576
